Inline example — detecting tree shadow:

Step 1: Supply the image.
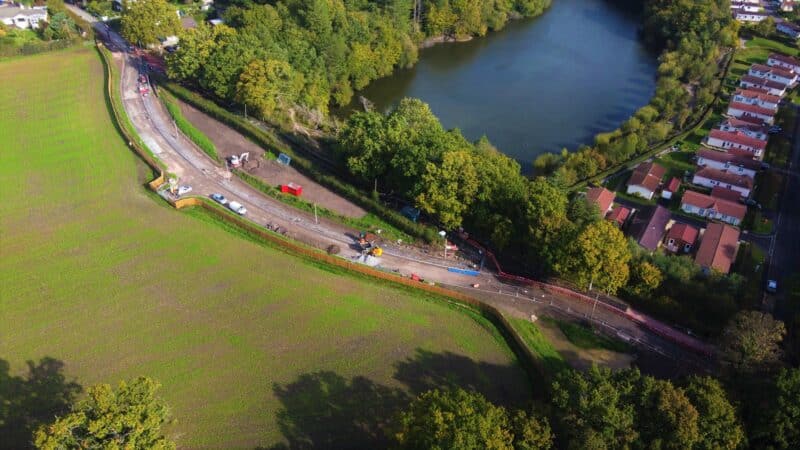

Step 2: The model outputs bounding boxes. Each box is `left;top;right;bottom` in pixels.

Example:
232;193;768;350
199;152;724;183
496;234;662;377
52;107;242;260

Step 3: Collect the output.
268;371;409;450
0;357;82;450
267;349;532;449
392;349;532;409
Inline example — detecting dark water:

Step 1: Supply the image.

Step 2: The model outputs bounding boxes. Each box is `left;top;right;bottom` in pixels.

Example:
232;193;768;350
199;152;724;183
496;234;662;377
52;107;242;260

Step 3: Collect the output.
351;0;657;169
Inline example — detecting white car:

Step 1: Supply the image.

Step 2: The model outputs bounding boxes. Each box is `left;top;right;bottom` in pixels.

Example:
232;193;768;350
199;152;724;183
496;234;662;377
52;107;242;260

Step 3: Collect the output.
177;185;192;196
767;280;778;293
228;201;247;215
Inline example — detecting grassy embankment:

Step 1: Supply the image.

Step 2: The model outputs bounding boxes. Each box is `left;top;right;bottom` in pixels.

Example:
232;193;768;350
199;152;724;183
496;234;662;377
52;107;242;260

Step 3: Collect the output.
0;47;535;449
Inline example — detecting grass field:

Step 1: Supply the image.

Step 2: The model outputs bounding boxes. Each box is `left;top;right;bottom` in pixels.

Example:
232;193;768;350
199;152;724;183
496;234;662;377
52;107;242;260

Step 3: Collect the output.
0;48;531;449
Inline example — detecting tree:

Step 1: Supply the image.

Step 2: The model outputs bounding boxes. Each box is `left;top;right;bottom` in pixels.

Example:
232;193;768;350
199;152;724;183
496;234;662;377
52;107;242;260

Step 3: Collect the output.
719;310;786;372
755;16;775;38
120;0;180;47
524;177;569;273
550;365;637;450
512;410;553;450
394;388;515;450
562;220;631;294
627;260;663;297
684;376;744;450
41;12;76;41
634;378;700;449
415;149;479;229
752;368;800;450
34;377;175;450
236;58;305;120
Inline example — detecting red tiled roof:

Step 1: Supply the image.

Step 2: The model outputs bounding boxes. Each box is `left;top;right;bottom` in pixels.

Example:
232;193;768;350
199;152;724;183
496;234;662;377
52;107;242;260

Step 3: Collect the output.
628;162;666;192
741;75;789;90
728;101;777;117
606;205;630;225
751;63;796;79
697;148;762;170
720;118;770;134
711;186;744;202
734;89;782;105
635;205;671;251
681;190;747;220
695;223;740;273
769;53;800;67
694;167;754;190
667;223;699;246
666;177;681;192
586;187;615;214
708;129;767;150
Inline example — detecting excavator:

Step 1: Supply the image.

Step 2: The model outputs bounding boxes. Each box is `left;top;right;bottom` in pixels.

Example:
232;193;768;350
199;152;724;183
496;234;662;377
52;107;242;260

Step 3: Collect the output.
358;231;383;257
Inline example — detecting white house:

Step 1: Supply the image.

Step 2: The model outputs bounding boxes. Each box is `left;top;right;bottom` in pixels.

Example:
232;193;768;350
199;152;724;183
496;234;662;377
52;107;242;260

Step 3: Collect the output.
735;11;769;22
680;190;746;227
768;53;800;74
777;22;800;39
718;118;768;141
740;75;788;97
732;89;780;111
706;129;767;158
781;0;794;12
749;63;797;86
727;101;775;125
731;2;762;12
696;149;760;178
0;5;47;29
626;162;666;200
692;167;753;198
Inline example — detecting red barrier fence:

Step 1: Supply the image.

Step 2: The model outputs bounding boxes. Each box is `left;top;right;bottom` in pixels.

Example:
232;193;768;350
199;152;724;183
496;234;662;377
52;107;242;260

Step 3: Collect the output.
465;238;714;356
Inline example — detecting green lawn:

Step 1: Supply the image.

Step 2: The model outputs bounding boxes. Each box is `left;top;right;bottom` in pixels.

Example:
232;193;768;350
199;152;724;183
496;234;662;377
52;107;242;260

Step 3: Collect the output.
544;319;633;354
0;48;531;449
508;319;569;378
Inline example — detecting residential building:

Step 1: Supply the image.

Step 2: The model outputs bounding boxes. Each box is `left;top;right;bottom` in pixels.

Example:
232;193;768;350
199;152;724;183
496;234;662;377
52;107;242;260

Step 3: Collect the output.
692;167;753;198
680;190;747;226
711;186;742;202
630;205;671;251
718;118;768;141
767;53;800;74
607;205;630;227
731;2;762;12
726;102;775;125
626;162;666;200
777;22;800;39
695;223;740;274
706;129;767;158
0;5;47;29
749;63;797;86
740;75;788;97
734;11;769;22
781;0;794;12
732;89;780;111
662;177;681;200
585;187;615;216
665;223;699;254
696;149;760;178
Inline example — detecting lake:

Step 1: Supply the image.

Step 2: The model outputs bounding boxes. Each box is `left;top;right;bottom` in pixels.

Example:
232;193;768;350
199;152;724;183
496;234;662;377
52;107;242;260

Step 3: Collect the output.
352;0;657;170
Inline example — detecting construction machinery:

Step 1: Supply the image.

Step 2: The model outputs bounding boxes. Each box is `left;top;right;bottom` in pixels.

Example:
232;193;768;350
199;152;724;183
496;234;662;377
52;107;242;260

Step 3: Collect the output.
228;152;250;168
357;232;382;258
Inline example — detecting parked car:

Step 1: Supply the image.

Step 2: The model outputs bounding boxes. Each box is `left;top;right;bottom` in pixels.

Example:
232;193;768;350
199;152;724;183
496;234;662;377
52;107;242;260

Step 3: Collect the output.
767;280;778;293
177;185;192;196
210;193;228;205
228;201;247;215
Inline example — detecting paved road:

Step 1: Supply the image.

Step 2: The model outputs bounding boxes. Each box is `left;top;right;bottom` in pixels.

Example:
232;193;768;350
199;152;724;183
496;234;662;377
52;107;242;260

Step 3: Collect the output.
768;104;800;315
73;7;715;370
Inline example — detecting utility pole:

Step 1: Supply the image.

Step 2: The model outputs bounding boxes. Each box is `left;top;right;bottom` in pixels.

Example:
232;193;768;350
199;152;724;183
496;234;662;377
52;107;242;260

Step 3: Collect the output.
244;103;247;120
314;203;318;224
591;291;600;320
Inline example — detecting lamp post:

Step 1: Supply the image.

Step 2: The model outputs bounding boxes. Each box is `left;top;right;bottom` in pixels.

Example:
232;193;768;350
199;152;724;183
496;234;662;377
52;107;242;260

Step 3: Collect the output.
439;230;447;259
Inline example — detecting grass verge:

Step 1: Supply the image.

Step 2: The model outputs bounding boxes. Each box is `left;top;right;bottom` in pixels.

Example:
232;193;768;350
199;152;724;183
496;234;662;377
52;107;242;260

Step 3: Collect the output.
508;318;569;379
161;91;220;162
544;318;633;354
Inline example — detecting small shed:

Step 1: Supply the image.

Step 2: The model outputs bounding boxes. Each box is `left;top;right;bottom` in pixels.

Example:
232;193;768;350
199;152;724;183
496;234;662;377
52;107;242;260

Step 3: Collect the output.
662;177;681;200
281;182;303;196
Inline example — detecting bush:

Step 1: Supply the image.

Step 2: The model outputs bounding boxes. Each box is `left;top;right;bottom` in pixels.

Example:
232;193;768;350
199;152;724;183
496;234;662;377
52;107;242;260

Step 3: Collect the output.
162;96;219;162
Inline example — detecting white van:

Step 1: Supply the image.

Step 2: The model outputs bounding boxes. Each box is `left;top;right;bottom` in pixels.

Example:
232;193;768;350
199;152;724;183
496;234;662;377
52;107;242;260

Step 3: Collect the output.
228;201;247;215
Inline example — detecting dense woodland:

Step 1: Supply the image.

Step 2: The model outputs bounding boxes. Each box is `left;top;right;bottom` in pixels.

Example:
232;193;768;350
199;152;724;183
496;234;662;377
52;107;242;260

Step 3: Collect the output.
166;0;552;121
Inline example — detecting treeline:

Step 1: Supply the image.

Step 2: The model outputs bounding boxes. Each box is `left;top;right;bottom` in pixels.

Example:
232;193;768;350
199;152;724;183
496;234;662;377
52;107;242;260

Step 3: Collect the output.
339;98;632;292
166;0;551;123
533;0;738;184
